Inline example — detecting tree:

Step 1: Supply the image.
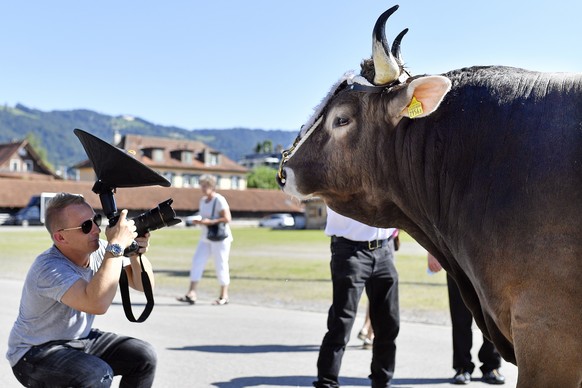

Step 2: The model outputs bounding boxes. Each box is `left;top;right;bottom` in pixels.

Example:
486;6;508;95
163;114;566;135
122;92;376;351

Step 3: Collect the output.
261;140;273;154
254;140;274;154
246;166;279;189
26;132;54;169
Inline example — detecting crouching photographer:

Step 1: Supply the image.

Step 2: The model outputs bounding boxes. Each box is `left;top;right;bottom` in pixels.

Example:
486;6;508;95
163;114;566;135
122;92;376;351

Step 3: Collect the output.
7;193;157;387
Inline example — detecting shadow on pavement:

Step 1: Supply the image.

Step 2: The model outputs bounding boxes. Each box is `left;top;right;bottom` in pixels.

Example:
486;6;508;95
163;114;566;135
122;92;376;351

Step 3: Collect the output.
210;376;451;387
211;375;367;387
168;344;320;353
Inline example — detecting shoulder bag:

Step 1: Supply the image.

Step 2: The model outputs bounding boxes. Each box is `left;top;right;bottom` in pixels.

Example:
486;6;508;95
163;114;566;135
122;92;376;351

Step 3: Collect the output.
206;197;228;241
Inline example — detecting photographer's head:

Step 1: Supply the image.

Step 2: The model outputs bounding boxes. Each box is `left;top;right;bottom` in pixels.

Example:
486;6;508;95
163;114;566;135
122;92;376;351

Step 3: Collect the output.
45;193;87;234
45;193;101;255
199;174;217;196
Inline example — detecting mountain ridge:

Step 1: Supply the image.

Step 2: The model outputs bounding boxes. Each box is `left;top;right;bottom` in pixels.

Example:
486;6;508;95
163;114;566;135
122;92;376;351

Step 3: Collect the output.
0;103;297;170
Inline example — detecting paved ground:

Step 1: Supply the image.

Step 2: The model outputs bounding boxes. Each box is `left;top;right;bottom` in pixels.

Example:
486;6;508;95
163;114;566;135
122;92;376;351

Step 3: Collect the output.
0;278;518;388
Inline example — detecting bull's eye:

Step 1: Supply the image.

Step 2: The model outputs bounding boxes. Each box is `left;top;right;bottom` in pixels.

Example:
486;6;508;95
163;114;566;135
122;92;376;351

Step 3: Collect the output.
333;117;350;128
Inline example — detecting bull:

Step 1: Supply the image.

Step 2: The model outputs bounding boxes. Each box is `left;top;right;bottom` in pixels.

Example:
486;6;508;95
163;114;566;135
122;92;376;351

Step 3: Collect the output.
277;5;582;387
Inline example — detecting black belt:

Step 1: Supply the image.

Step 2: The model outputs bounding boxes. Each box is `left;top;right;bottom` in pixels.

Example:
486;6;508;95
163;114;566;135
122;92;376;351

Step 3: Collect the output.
331;236;390;251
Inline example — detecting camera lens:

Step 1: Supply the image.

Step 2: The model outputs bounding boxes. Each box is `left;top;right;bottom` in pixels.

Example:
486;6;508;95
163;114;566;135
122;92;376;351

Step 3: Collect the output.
132;199;181;236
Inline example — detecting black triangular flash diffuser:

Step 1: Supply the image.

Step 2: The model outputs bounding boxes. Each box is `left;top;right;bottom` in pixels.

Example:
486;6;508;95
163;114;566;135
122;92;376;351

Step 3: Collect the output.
74;128;171;188
74;128;181;324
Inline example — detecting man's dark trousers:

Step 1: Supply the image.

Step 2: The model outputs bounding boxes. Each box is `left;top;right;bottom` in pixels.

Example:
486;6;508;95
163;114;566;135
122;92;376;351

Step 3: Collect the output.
314;237;400;388
447;274;501;374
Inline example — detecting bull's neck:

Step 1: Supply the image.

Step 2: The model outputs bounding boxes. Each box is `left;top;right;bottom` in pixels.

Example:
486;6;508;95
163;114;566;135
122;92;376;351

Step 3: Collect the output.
384;117;462;262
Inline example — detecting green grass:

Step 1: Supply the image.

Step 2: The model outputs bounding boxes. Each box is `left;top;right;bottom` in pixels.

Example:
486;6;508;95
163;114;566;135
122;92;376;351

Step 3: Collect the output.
0;226;448;317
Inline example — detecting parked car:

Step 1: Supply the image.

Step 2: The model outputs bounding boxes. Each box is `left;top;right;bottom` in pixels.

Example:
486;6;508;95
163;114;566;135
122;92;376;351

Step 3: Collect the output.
4;195;43;226
259;213;295;228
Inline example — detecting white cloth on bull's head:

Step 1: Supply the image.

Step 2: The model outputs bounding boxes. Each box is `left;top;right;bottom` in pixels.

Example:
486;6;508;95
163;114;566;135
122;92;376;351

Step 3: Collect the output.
299;71;373;138
325;207;395;242
287;72;375;163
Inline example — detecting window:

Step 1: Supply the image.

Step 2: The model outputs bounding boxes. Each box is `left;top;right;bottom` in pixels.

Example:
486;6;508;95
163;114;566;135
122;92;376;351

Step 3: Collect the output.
163;171;174;184
182;174;189;187
208;153;219;166
10;159;20;172
182;151;193;164
152;149;164;162
182;174;191;187
231;175;240;189
23;160;34;172
182;174;200;187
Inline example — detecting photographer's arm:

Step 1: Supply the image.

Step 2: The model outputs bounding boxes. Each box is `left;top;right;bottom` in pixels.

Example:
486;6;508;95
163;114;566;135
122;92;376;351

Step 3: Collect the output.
61;209;137;314
125;233;155;292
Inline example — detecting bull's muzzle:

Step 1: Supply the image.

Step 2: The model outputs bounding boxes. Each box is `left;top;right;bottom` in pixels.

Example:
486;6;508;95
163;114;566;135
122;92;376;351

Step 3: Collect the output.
276;149;292;187
277;117;322;190
277;135;300;188
276;166;287;188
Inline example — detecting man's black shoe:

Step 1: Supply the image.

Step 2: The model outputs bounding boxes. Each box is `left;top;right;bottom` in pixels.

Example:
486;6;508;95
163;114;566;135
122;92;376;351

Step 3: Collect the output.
482;369;505;385
452;369;471;385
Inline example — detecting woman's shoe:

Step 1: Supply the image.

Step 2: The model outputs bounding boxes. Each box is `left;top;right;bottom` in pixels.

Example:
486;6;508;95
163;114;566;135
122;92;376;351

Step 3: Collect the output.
176;295;196;305
357;328;368;341
213;297;229;305
362;337;373;350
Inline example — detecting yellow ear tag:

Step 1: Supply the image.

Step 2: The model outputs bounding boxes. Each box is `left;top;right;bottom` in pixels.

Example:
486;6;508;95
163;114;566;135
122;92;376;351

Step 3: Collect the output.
407;96;423;118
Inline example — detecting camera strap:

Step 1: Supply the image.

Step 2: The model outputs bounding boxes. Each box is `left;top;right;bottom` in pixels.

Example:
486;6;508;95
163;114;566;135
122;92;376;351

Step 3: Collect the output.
118;254;154;323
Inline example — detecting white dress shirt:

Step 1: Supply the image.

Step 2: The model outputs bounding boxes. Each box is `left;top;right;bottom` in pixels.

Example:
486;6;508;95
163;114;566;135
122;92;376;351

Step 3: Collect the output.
324;207;395;242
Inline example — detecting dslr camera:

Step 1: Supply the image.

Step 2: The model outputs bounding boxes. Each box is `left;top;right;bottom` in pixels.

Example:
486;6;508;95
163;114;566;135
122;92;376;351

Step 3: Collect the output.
123;198;181;255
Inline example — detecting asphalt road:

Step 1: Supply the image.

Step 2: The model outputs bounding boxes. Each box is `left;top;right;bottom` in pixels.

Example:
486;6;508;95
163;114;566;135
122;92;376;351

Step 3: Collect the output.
0;277;518;388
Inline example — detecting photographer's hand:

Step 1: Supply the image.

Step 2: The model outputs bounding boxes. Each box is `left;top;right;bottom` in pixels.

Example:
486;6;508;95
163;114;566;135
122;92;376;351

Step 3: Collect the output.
127;232;151;256
61;209;136;315
126;232;155;291
105;209;137;250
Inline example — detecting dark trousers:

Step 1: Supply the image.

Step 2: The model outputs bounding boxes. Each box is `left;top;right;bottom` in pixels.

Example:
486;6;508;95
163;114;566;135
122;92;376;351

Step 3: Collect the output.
447;274;501;374
12;329;157;388
315;237;400;388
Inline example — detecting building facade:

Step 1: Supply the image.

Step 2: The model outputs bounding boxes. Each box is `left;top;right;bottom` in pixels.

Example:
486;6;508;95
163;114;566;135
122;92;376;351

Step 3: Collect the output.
75;134;249;190
0;140;60;180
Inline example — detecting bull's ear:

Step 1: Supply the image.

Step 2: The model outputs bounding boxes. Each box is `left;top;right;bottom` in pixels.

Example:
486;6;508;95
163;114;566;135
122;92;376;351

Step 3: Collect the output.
395;76;451;119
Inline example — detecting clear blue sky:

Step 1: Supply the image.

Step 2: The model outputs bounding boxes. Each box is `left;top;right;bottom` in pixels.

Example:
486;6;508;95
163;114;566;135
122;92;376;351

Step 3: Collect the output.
2;1;581;131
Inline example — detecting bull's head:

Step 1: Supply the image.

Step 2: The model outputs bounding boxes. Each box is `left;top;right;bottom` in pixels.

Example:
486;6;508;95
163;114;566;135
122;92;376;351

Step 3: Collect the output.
277;5;451;223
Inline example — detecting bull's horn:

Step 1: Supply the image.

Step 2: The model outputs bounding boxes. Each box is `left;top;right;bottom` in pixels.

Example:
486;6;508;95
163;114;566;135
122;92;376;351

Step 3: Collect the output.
391;28;408;66
372;5;401;85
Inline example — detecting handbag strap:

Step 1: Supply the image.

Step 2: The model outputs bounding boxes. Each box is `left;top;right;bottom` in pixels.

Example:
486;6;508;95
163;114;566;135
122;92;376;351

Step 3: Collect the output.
210;197;218;219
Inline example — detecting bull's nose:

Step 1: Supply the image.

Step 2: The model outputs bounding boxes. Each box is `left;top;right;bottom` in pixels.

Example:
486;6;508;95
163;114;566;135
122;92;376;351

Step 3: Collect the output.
276;168;287;188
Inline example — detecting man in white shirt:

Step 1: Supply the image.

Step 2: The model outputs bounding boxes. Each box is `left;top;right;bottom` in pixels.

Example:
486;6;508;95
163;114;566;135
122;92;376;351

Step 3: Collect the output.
313;207;399;388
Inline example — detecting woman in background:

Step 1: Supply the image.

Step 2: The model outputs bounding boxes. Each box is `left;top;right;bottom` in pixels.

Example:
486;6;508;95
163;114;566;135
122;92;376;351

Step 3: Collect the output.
177;174;233;305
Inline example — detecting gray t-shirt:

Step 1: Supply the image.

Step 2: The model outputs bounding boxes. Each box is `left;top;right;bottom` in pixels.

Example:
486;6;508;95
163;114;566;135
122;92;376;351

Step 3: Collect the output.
6;240;106;367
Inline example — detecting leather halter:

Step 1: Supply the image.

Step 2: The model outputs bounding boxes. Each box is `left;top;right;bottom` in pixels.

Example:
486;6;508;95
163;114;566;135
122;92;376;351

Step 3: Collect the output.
277;79;401;183
347;80;400;94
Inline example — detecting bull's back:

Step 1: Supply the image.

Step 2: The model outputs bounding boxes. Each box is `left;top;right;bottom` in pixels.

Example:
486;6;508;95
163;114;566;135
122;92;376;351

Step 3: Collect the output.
438;67;582;229
425;67;582;373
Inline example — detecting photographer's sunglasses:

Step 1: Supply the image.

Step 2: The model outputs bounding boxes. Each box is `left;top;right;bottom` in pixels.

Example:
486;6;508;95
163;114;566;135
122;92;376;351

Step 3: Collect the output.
58;214;102;234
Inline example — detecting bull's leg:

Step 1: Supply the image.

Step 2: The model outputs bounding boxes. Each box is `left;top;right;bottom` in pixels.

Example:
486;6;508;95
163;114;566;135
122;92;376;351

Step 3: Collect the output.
512;303;582;387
